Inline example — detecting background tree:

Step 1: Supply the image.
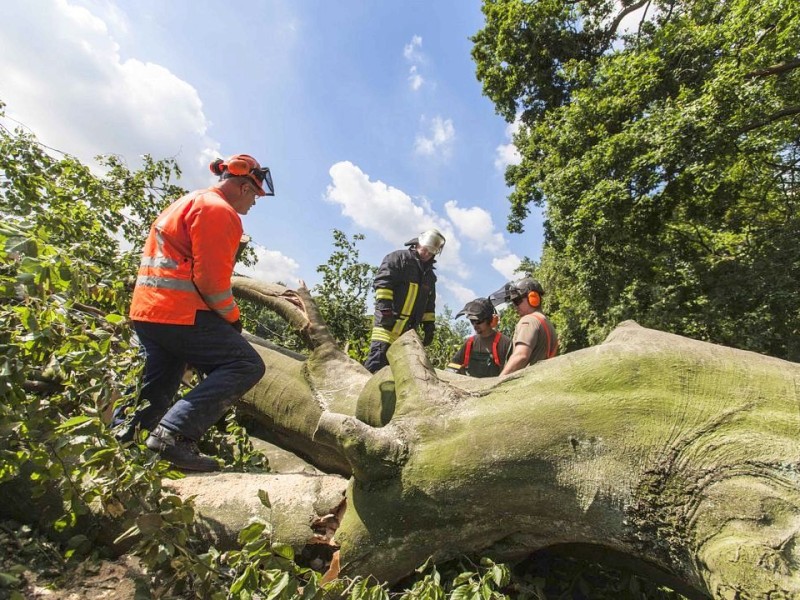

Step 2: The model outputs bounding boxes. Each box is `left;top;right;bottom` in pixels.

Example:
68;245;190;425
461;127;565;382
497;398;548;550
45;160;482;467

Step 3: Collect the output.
472;0;800;359
424;306;472;369
311;230;376;362
239;293;308;355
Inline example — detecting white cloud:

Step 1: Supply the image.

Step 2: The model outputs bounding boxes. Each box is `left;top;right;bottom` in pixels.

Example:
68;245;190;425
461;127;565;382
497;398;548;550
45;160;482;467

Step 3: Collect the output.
0;0;219;188
444;200;507;254
494;117;522;172
444;199;523;284
403;35;423;62
408;65;424;91
414;116;455;158
491;254;522;280
325;161;468;278
495;142;521;172
239;244;302;287
438;275;476;308
403;35;426;91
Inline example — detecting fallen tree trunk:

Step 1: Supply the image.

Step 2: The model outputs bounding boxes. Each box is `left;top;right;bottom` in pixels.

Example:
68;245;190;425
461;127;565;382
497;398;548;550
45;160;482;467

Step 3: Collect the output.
164;471;347;552
222;277;800;599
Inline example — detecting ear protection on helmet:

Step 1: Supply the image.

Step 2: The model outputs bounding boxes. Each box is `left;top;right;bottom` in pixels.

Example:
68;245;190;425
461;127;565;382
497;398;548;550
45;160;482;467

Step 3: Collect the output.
208;155;258;177
226;155;256;176
208;154;273;196
490;314;499;328
528;291;541;308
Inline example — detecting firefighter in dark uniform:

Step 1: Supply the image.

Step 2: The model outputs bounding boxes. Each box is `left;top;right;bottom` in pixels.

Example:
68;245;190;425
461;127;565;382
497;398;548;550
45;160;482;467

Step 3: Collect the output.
363;229;446;373
447;298;512;378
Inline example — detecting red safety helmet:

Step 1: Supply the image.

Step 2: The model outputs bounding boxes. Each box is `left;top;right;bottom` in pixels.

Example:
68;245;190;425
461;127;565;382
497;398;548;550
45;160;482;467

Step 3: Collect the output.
209;154;274;196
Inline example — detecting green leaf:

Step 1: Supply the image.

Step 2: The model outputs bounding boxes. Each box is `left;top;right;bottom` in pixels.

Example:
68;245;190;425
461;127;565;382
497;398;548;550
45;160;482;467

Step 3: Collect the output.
83;447;117;466
230;565;255;595
271;543;294;560
450;585;478;600
0;572;20;586
237;521;266;545
54;415;93;432
490;564;508;587
264;571;290;600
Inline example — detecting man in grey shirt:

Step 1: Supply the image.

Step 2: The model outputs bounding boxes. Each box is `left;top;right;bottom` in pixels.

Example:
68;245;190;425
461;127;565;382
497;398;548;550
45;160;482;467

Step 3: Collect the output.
489;278;558;377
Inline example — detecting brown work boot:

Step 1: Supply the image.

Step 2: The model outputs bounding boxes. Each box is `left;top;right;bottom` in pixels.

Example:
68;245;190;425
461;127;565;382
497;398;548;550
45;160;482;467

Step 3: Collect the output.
145;425;220;472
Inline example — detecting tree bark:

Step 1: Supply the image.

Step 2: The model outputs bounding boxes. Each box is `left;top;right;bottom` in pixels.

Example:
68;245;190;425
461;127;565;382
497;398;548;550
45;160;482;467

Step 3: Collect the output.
226;277;800;599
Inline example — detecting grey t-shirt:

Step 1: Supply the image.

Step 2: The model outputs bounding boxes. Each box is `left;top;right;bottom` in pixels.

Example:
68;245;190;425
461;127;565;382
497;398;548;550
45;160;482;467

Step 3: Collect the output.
511;312;558;365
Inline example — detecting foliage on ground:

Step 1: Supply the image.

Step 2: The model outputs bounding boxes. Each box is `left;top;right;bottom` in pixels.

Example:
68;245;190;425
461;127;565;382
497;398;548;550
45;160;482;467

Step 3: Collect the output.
1;521;688;600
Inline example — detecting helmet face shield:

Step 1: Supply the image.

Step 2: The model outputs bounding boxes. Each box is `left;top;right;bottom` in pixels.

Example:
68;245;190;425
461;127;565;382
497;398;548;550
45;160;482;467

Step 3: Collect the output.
250;167;274;197
489;278;543;307
418;229;446;255
211;154;274;196
488;282;520;307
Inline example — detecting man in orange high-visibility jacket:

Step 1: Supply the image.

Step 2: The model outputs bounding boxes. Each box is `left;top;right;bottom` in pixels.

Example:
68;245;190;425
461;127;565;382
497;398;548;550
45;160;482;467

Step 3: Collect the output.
115;154;273;471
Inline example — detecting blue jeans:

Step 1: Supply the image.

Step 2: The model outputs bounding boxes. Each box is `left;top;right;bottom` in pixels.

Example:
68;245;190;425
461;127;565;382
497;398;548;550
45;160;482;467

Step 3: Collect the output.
115;310;265;442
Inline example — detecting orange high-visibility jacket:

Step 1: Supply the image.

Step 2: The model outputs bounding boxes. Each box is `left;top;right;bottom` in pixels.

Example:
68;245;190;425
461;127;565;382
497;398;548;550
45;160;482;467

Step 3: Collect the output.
130;188;242;325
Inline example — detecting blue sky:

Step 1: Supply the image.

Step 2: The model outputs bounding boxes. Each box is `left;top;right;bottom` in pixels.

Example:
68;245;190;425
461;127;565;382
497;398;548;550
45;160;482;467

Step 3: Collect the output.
0;0;545;315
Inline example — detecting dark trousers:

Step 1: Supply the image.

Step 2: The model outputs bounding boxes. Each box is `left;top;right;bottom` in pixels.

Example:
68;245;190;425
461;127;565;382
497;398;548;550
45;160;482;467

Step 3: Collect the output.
363;340;391;373
114;310;265;442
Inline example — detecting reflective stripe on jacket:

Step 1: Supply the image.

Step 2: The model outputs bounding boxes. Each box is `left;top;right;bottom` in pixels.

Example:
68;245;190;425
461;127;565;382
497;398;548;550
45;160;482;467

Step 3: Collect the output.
371;248;436;344
129;188;242;325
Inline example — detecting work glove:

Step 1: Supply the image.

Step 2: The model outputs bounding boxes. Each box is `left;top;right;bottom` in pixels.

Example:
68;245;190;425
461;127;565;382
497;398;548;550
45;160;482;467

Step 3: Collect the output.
422;322;435;346
231;319;243;334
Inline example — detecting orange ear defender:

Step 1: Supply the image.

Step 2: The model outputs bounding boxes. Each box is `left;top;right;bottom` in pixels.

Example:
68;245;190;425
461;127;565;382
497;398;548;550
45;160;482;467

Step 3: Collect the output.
490;314;499;328
209;155;259;177
226;155;257;176
528;291;541;308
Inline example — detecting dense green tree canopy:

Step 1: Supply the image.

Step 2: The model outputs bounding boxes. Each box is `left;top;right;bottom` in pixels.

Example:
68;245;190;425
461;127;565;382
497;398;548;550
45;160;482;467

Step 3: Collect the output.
473;0;800;358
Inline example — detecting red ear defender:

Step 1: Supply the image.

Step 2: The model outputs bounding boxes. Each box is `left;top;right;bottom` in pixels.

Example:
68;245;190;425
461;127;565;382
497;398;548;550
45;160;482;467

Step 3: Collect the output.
209;158;225;176
528;291;541;308
490;314;499;328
